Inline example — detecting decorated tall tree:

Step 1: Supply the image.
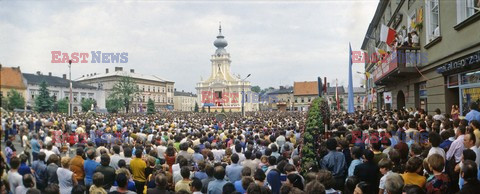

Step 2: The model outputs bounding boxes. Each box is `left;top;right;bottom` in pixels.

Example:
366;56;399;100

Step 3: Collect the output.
110;76;139;113
301;97;330;176
34;81;53;112
6;89;25;110
147;98;155;114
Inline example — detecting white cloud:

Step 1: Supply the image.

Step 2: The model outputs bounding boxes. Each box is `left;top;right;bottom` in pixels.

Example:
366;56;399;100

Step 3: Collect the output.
0;0;378;92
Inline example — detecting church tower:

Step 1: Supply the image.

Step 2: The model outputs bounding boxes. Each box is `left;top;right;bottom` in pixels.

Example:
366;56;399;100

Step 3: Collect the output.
207;24;239;82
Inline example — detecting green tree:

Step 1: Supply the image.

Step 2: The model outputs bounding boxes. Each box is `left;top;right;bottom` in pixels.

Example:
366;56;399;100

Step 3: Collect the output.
194;102;199;112
221;107;225;112
6;89;25;110
201;106;206;113
251;86;261;93
80;98;96;112
56;99;69;113
110;76;139;113
34;81;53;112
147;98;155;114
1;94;8;110
106;98;123;113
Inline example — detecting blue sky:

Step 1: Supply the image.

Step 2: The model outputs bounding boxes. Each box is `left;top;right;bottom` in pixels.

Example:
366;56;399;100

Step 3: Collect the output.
0;0;378;92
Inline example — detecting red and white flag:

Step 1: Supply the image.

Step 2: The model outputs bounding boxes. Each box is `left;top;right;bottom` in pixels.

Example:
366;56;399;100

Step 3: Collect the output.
380;24;396;45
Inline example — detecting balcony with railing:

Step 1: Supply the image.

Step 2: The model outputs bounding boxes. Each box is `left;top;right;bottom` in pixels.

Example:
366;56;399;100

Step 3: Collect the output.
372;47;423;85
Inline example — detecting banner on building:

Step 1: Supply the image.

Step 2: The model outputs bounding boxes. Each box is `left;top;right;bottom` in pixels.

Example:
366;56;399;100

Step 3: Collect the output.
384;92;392;104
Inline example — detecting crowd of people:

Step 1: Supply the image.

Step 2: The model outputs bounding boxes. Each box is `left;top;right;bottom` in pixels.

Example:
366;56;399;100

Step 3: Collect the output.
1;101;480;194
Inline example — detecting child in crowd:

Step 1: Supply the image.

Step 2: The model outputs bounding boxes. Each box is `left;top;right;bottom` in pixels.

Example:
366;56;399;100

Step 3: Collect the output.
378;158;393;194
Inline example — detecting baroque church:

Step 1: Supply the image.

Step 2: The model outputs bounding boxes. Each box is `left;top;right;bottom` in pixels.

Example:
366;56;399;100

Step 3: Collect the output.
196;25;258;112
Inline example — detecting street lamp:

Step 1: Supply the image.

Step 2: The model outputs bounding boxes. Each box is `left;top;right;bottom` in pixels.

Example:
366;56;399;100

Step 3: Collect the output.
68;60;73;116
241;74;251;117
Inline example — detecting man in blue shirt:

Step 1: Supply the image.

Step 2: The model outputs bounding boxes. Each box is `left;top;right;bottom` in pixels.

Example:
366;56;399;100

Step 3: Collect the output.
267;165;281;194
84;149;100;188
18;154;32;176
207;166;229;194
226;154;244;183
320;138;346;189
30;134;41;161
466;102;480;123
31;152;47;190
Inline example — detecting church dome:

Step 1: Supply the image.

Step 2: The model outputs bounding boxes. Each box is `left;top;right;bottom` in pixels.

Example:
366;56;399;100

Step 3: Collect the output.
214;25;228;49
214;36;228;48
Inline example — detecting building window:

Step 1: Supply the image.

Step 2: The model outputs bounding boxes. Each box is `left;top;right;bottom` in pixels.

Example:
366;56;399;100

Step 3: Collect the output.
148;86;150;92
425;0;440;43
142;86;145;92
408;0;415;9
308;98;311;102
457;0;480;23
301;98;304;103
386;2;392;21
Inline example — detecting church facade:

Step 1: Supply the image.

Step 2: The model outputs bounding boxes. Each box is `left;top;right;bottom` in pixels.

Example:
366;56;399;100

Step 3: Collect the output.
196;26;258;112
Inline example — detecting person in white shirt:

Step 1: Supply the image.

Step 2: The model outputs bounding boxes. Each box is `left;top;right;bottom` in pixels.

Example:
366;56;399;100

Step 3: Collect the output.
378;158;393;194
211;143;225;163
43;142;56;162
433;109;445;121
427;132;446;160
7;157;23;194
156;141;167;163
110;145;124;170
463;132;480;167
15;174;35;194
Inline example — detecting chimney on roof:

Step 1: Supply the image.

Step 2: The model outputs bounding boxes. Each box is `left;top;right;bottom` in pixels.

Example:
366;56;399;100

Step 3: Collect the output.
36;71;41;75
48;72;52;76
62;74;67;79
327;82;330;88
130;69;134;73
115;67;123;72
182;90;184;92
94;73;96;75
106;68;109;73
174;88;177;92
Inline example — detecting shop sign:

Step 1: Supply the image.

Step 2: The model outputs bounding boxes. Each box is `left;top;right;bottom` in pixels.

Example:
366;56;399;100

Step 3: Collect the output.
463;88;480;99
437;50;480;74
